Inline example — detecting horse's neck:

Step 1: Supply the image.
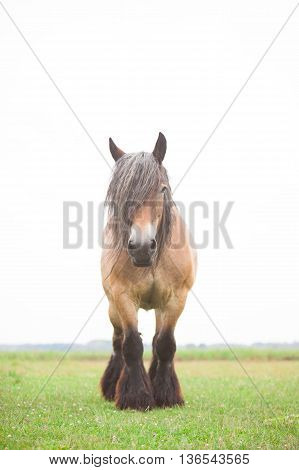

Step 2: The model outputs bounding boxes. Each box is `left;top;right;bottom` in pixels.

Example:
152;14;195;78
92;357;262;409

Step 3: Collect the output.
169;206;189;247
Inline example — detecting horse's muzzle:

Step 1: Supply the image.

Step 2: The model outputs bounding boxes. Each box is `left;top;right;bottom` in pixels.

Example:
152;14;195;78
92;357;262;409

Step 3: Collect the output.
128;238;157;267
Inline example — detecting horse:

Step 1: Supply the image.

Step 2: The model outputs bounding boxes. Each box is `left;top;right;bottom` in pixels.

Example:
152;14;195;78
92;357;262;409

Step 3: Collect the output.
100;133;197;410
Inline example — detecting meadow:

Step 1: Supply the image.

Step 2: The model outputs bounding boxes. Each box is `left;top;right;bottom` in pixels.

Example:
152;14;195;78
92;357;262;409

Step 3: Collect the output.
0;350;298;449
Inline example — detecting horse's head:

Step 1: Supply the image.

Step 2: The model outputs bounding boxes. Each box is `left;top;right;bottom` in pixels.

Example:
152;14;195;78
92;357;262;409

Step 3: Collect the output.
126;179;168;267
106;133;172;267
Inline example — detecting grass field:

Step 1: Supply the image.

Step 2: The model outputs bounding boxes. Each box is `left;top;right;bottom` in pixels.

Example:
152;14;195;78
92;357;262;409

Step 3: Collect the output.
0;350;298;449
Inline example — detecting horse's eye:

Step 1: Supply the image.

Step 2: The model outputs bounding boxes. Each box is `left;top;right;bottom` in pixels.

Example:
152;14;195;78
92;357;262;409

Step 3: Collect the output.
161;186;167;193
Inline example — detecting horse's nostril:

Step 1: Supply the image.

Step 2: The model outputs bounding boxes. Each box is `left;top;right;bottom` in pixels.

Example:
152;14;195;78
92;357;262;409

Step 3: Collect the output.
150;239;157;250
128;239;136;250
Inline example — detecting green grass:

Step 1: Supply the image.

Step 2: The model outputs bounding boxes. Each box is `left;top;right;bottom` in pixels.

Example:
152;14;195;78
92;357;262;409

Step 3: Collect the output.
1;347;298;362
0;351;298;449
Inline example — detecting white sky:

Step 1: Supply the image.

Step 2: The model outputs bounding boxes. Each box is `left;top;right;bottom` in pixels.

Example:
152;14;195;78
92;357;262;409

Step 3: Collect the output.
0;0;298;346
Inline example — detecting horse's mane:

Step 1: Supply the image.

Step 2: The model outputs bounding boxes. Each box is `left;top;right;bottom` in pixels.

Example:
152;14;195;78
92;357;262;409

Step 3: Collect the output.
105;152;173;264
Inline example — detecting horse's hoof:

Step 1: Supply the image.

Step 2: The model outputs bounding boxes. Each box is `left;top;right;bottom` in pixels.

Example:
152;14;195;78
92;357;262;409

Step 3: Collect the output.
116;392;154;411
152;364;184;408
115;366;154;411
154;395;184;408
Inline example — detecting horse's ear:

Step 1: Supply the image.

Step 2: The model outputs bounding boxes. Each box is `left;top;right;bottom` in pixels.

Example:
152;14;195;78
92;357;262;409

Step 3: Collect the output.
153;132;167;164
109;138;125;162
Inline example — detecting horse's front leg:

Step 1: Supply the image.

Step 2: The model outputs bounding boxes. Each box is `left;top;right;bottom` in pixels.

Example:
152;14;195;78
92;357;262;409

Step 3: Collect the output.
148;309;163;382
115;295;154;411
100;305;124;400
150;295;186;408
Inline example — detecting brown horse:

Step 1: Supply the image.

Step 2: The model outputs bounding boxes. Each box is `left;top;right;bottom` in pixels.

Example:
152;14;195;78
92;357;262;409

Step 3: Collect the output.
100;133;197;410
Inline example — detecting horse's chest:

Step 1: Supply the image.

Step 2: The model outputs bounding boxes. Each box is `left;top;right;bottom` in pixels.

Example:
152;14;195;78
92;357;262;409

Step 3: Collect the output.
133;274;171;310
